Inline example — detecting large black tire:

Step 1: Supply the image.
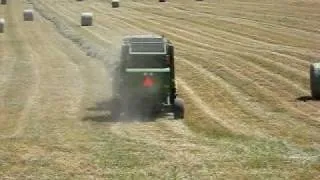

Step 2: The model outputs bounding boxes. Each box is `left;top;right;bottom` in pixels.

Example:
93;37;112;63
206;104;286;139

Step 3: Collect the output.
173;98;184;119
110;98;121;120
310;63;320;100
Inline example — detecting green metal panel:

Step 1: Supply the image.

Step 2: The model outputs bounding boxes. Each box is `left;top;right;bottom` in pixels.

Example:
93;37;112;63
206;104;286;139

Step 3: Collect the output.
123;70;171;99
125;68;170;73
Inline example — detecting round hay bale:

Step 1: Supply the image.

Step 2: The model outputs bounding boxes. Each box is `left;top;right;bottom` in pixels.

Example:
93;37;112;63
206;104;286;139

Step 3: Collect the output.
112;0;119;8
1;0;7;5
310;63;320;99
23;9;34;21
81;12;93;26
0;18;5;33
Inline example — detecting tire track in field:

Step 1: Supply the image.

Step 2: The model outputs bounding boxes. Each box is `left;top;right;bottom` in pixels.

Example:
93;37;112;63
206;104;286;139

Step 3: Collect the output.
125;1;319;61
2;1;110;176
171;0;320;34
137;0;320;33
0;0;40;138
17;12;88;141
176;50;320;125
108;78;252;169
109;119;222;173
7;0;109;175
130;0;320;50
30;0;122;174
176;57;320;143
176;78;255;136
164;0;320;27
176;61;320;143
0;57;17;101
203;0;320;17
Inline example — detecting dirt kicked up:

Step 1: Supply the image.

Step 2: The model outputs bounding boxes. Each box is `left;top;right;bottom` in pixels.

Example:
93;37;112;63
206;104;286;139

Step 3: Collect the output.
0;0;319;179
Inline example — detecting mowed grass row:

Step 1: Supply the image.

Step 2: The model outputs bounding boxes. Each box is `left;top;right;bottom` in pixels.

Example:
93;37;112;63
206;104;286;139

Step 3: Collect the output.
125;5;315;72
1;0;112;178
0;4;17;135
0;0;40;137
88;2;311;92
124;2;315;79
136;0;320;34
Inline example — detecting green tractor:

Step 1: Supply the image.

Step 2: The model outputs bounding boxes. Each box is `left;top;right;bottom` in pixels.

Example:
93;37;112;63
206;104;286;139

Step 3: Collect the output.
110;34;184;120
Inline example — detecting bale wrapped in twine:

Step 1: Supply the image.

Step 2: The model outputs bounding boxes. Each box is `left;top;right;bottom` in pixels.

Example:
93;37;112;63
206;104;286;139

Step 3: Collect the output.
310;63;320;99
112;0;119;8
1;0;7;5
81;12;93;26
23;9;34;21
0;18;5;33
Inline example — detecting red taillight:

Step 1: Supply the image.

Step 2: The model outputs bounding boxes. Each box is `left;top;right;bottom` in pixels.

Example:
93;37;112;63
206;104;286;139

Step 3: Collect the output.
143;76;154;87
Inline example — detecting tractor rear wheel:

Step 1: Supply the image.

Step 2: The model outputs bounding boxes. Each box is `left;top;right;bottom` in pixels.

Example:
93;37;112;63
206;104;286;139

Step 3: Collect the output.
173;98;184;119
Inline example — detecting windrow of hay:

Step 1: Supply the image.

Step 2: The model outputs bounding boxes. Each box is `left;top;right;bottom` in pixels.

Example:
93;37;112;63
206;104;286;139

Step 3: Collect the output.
81;12;93;26
112;0;119;8
27;0;121;73
23;9;34;21
0;18;5;33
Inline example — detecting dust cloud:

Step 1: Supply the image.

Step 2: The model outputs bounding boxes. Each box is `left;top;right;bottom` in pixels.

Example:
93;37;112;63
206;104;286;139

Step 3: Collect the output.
27;0;157;121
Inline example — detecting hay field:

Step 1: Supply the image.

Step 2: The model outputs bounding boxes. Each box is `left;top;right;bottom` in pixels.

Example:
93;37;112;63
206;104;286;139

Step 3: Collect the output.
0;0;319;179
